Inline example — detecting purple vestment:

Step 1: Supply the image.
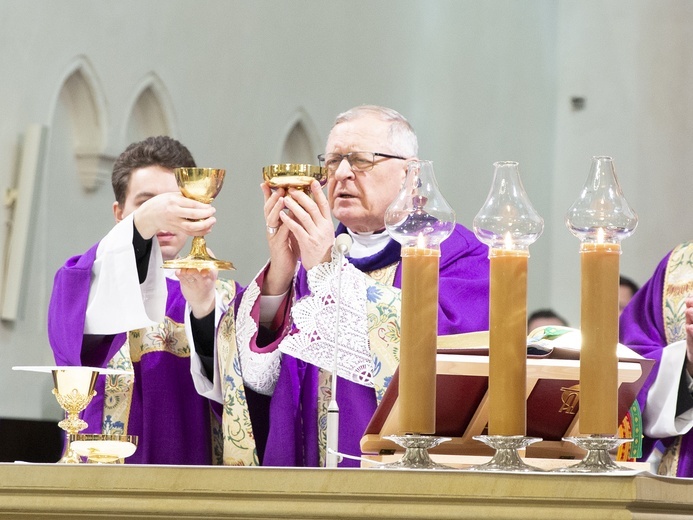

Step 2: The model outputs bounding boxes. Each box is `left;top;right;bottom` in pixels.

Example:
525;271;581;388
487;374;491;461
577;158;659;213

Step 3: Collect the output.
619;249;693;477
262;224;490;467
48;243;227;465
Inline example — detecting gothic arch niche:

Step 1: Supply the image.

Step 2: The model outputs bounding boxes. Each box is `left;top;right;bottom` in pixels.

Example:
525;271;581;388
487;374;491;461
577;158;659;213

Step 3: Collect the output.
124;74;175;145
57;57;112;192
280;109;322;164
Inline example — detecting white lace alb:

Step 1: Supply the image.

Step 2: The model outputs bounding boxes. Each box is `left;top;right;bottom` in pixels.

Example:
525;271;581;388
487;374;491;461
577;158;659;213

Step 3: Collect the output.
279;250;373;387
236;280;282;395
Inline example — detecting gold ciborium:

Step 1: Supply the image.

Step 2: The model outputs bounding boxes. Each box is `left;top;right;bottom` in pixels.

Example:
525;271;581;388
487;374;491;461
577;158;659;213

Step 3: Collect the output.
162;167;234;271
262;163;326;192
70;433;138;464
51;367;99;463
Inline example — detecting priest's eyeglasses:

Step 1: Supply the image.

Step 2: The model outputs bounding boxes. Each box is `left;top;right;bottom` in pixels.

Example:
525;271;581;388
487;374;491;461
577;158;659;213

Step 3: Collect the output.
318;151;407;174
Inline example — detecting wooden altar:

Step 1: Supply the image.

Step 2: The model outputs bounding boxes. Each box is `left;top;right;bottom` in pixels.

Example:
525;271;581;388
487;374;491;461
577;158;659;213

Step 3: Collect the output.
1;463;692;519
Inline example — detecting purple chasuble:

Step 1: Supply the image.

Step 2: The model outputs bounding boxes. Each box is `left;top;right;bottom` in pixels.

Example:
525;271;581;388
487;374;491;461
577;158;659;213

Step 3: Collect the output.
48;243;224;465
263;223;490;467
620;250;693;477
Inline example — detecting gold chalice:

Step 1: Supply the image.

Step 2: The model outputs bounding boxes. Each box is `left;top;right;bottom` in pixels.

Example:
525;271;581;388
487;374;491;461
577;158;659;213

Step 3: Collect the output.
162;167;234;271
51;367;99;463
262;163;326;192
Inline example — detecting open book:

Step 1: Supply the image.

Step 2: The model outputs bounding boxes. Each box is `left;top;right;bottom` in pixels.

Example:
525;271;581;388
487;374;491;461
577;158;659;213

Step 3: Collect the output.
361;326;654;459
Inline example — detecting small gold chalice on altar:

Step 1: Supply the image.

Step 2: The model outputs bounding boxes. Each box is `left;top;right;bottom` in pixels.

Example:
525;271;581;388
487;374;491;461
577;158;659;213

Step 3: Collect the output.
262;163;326;192
162;167;234;271
51;367;99;463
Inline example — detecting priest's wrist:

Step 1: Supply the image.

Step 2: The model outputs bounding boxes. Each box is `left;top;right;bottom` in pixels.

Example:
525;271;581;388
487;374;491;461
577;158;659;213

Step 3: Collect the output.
262;266;292;296
132;208;157;240
190;297;215;320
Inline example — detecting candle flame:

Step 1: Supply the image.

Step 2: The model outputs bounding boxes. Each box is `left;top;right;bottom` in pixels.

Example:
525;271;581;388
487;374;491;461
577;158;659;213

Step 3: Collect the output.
504;232;513;250
417;232;426;249
597;227;605;244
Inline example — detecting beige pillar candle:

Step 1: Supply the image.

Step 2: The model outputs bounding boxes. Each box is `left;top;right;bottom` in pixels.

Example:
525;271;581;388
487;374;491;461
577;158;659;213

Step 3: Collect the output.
579;240;620;435
398;245;440;435
488;248;528;436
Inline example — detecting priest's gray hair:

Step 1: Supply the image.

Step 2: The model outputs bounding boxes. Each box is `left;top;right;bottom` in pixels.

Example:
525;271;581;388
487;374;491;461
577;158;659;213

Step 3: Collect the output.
332;105;418;158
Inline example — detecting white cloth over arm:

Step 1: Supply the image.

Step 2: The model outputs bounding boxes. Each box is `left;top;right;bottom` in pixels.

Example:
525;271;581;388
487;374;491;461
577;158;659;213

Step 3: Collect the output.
644;340;693;437
188;275;283;403
84;214;167;335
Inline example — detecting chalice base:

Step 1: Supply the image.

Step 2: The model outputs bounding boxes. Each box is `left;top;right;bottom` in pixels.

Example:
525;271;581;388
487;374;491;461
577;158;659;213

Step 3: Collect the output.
163;256;235;271
162;237;235;271
58;447;82;464
467;435;544;472
555;436;632;473
378;434;452;470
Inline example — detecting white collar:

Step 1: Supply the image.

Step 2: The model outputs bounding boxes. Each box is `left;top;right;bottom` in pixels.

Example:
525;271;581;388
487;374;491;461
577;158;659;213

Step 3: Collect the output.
346;228;391;259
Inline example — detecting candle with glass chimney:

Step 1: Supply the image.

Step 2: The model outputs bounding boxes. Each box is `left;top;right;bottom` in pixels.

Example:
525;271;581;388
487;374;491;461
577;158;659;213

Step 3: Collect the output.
473;161;543;436
566;156;637;436
385;160;455;435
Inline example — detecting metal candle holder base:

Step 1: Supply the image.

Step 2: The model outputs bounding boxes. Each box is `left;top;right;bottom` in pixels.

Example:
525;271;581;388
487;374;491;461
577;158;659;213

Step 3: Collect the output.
467;435;544;472
379;434;452;470
555;436;632;473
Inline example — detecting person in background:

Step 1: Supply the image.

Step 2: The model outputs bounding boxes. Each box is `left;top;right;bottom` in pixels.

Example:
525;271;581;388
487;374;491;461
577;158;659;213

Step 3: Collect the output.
185;105;490;467
619;275;640;315
47;136;262;465
620;242;693;477
527;308;569;332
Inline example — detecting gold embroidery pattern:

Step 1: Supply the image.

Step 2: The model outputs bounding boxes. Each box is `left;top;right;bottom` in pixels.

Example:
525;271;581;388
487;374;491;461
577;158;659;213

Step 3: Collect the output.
368;262;398;286
658;436;682;476
103;341;134;435
216;286;259;466
128;318;189;363
210;408;224;465
367;286;402;405
317;368;331;467
658;242;693;476
663;242;693;344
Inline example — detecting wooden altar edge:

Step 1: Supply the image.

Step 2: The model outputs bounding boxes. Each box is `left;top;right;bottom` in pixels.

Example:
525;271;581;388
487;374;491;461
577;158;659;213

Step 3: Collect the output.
1;463;692;520
361;353;651;459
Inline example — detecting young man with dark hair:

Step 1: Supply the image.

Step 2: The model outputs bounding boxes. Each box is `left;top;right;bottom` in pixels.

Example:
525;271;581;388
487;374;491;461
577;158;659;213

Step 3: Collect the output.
47;136;251;465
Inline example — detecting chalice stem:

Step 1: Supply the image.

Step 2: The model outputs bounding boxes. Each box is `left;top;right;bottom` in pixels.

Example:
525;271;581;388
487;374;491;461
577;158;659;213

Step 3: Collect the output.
189;236;209;259
58;411;86;464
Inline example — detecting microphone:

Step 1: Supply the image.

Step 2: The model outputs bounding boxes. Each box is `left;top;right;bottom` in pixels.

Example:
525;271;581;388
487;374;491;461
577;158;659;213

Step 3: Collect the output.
326;233;352;468
334;233;353;256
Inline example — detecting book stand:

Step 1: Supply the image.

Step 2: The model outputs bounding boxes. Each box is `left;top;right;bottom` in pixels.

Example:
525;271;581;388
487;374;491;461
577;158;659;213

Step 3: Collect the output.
361;344;653;468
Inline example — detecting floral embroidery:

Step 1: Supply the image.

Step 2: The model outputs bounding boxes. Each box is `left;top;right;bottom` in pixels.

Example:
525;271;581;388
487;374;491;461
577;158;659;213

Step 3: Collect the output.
366;285;382;303
102;415;125;435
216;285;259;466
657;241;693;475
